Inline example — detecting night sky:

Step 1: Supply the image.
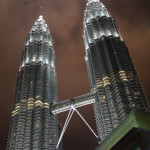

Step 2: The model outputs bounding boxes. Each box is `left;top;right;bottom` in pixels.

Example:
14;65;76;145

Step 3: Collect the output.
0;0;150;149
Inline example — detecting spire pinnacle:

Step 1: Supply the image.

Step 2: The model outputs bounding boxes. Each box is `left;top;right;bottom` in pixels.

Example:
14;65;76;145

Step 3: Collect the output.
39;0;44;17
40;6;43;16
39;6;43;20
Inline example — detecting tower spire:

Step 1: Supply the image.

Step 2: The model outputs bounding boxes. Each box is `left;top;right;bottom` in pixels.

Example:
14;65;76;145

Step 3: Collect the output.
39;0;44;20
40;0;44;16
40;6;43;16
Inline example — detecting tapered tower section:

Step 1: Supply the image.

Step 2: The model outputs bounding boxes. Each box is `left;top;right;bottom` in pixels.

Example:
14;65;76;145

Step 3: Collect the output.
83;0;149;141
7;15;60;149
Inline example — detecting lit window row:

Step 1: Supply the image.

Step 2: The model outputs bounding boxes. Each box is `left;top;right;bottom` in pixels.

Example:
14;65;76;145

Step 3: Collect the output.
12;99;27;116
103;76;111;86
12;99;50;116
119;70;128;82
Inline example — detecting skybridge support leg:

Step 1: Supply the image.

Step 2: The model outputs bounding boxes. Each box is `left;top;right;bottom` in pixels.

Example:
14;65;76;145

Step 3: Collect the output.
56;106;99;149
72;106;98;139
56;108;74;149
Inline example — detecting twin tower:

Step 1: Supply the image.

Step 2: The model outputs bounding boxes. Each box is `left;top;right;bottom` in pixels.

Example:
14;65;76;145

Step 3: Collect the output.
7;0;149;149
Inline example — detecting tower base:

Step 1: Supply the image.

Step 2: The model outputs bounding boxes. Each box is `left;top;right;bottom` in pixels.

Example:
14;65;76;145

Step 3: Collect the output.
95;111;150;150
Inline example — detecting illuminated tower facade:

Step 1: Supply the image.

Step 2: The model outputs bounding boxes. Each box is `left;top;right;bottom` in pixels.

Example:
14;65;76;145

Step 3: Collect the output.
7;15;60;149
83;0;149;141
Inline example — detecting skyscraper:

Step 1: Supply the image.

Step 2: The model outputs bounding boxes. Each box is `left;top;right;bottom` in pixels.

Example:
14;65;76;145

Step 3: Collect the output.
6;1;150;149
83;0;149;141
7;15;60;149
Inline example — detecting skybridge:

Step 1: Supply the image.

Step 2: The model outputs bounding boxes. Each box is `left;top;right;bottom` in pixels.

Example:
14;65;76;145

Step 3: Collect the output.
51;93;95;114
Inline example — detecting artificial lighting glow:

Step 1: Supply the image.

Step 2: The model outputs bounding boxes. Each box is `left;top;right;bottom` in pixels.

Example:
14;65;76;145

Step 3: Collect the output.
26;40;29;45
45;60;49;64
103;76;111;86
26;57;29;63
85;56;88;61
51;62;54;67
43;27;47;32
114;32;119;37
119;70;128;82
39;15;43;20
88;0;99;3
21;63;25;67
100;31;104;37
32;56;36;62
107;31;111;36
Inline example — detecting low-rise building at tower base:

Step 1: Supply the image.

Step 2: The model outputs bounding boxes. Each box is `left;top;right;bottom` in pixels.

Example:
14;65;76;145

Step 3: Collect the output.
96;111;150;150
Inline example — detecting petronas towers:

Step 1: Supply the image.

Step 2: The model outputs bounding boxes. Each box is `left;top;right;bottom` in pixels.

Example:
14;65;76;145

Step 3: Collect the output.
7;0;149;149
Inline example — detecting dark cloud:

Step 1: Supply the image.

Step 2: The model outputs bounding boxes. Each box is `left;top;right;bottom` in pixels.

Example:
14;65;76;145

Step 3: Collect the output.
0;0;150;150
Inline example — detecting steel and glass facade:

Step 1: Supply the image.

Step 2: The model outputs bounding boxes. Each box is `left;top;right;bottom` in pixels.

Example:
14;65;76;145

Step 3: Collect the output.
7;16;60;149
83;0;150;141
7;0;150;149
